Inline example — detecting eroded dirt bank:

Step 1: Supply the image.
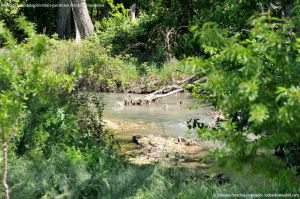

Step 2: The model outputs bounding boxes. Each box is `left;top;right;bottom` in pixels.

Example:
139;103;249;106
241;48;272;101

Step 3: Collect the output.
103;119;218;168
127;135;214;168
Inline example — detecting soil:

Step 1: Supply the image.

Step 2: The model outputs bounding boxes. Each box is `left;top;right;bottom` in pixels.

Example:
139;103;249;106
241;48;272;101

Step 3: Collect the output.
126;135;214;168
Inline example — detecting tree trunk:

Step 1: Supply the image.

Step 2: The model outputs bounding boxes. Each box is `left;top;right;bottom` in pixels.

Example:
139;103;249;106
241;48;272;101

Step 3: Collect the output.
70;0;94;39
1;127;9;199
2;141;9;199
128;4;137;20
57;0;72;38
74;16;81;43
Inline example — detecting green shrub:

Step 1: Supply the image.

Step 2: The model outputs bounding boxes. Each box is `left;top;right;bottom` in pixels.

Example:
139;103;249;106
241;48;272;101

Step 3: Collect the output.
185;9;300;190
147;58;191;86
0;17;126;198
46;38;139;92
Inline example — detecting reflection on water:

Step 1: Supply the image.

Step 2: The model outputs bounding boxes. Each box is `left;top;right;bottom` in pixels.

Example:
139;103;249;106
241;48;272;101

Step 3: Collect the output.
101;92;215;137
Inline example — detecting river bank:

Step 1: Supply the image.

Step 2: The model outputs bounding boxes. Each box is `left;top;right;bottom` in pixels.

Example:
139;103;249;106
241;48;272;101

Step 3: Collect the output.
103;118;218;168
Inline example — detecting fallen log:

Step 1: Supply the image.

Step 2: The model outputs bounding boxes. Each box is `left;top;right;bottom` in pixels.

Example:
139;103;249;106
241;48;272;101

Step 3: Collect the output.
124;76;207;106
142;88;184;104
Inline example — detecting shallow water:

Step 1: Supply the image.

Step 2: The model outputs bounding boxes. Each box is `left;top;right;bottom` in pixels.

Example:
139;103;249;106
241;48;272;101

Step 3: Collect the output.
101;92;215;137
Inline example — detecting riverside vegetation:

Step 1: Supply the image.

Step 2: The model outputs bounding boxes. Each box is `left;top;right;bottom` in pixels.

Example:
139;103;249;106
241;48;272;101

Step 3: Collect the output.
0;0;300;198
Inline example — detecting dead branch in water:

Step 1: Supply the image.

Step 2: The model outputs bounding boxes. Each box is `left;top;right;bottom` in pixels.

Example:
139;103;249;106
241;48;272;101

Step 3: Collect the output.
124;76;207;106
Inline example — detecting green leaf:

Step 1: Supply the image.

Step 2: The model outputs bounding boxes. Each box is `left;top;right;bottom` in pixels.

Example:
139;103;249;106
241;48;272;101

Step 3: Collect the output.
249;104;269;124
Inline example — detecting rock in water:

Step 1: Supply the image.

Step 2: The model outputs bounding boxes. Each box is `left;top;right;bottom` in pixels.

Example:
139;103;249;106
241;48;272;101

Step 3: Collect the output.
132;135;142;145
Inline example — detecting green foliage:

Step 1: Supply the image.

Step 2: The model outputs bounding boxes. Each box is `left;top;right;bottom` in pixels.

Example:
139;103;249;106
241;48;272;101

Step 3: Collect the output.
2;1;300;198
0;18;127;198
79;48;139;92
95;10;161;63
147;59;191;86
186;7;300;187
95;0;199;63
73;93;104;141
0;0;25;25
93;0;295;64
0;21;17;46
46;38;139;92
9;144;127;198
15;16;36;38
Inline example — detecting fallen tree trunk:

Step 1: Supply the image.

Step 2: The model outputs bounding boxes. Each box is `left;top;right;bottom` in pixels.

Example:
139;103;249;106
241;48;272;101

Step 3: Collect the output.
124;76;207;106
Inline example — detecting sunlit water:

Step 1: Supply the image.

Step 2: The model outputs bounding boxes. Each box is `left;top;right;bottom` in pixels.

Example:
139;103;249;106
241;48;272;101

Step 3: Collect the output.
101;92;215;137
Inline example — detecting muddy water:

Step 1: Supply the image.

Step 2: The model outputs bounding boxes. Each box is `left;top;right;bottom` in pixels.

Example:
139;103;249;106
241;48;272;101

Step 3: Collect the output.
101;92;215;139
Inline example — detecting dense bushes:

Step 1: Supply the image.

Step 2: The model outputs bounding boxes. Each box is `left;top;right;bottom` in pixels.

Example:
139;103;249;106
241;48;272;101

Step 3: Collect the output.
0;18;128;198
46;38;139;92
185;2;300;190
95;0;295;63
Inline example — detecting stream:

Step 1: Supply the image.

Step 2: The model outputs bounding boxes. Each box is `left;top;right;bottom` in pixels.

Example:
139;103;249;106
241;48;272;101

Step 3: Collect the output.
101;92;216;139
101;92;217;167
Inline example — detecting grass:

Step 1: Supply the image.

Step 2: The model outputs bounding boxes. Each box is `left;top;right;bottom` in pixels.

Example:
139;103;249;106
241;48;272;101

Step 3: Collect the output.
96;163;300;199
46;39;191;93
